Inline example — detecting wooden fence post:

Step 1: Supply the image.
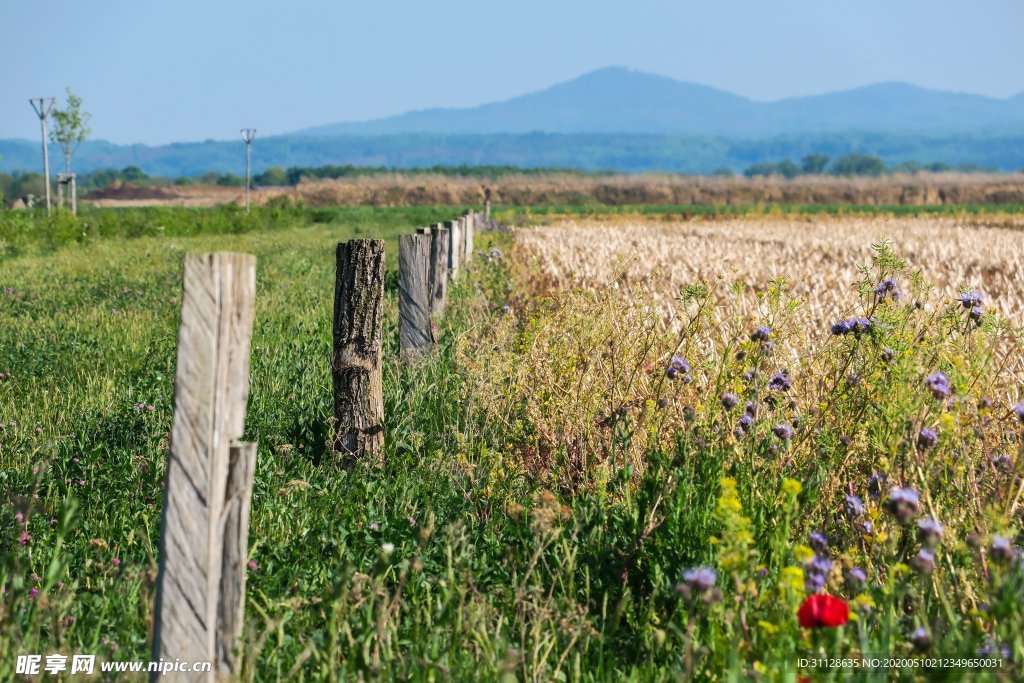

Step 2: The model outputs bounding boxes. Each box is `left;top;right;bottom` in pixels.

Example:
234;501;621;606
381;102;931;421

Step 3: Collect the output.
429;227;449;318
463;212;475;263
332;239;385;465
446;219;461;280
398;234;433;359
152;252;257;682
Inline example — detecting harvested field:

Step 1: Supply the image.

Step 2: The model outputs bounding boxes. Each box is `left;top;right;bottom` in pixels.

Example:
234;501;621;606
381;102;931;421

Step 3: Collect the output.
515;215;1024;327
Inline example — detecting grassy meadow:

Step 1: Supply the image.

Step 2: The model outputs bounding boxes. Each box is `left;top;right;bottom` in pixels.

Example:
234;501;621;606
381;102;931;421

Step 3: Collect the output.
2;205;1024;681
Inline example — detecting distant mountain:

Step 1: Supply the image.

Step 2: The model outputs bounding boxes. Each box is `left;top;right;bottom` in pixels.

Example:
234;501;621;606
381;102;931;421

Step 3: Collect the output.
296;67;1024;137
3;68;1024;177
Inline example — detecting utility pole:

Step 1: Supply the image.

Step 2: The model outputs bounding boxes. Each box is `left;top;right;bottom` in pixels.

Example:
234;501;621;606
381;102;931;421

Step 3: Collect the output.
240;129;256;213
29;97;56;215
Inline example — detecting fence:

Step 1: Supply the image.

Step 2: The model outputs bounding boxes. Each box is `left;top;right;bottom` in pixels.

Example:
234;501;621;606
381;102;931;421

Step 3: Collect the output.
149;209;487;680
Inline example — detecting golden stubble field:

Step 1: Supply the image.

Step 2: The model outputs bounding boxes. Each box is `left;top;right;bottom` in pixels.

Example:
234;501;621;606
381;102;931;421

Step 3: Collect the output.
515;214;1024;328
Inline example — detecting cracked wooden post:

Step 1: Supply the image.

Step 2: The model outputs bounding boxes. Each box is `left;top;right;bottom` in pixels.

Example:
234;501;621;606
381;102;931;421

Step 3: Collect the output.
446;219;461;280
152;252;257;682
429;227;449;318
399;233;433;359
332;239;385;465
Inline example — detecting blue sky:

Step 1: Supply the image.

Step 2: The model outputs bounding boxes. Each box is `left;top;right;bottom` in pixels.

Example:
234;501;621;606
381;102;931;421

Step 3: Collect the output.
2;0;1023;144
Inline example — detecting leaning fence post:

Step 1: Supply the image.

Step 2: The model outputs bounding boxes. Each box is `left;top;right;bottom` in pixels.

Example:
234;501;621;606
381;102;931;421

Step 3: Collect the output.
399;233;434;359
429;227;449;318
152;252;257;683
446;219;461;280
332;239;385;465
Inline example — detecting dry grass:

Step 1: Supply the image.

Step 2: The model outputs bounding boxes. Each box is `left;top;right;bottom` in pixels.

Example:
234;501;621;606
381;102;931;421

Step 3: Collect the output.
515;215;1024;327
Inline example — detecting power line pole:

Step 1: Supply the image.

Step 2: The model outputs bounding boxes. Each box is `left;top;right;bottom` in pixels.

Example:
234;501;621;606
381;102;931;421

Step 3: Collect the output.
29;97;56;215
240;129;256;213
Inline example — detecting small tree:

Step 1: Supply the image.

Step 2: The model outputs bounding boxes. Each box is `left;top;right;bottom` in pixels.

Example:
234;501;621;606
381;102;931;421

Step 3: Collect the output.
50;87;92;175
800;154;830;175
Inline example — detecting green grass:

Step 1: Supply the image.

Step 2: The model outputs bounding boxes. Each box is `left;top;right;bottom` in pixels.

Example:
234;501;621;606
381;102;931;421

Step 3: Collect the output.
2;207;1023;681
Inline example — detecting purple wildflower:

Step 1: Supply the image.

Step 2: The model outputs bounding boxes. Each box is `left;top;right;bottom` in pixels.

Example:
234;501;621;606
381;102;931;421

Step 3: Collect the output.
665;356;691;380
911;627;931;652
910;548;935;574
738;413;754;433
676;567;721;603
750;325;771;342
720;392;739;410
29;587;38;600
247;560;258;571
874;278;900;301
924;372;951;400
1014;402;1024;424
846;567;867;590
991;453;1012;473
958;290;983;309
917;428;938;450
881;347;895;363
768;371;792;392
989;536;1016;563
970;306;983;323
808;531;829;555
867;473;885;499
773;423;794;441
917;518;944;547
843;495;865;519
886;486;921;524
805;555;832;594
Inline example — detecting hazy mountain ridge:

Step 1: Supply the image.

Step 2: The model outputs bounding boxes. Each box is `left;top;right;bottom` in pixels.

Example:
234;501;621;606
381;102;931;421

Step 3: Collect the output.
2;68;1023;176
297;67;1024;137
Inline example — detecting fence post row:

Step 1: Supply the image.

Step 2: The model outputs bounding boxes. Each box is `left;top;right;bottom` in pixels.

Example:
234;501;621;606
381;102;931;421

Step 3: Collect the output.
446;219;461;280
152;252;258;682
332;239;386;465
428;227;449;318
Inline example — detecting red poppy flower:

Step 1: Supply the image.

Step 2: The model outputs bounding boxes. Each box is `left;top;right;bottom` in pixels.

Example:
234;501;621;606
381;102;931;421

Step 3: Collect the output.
797;594;849;628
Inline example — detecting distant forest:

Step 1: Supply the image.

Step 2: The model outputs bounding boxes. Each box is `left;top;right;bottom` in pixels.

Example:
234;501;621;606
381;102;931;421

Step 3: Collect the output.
0;152;1010;204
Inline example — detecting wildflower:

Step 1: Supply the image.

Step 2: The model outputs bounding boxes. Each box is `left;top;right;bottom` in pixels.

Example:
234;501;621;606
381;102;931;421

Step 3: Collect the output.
970;306;983;323
991;453;1012;473
977;640;1012;659
989;536;1016;563
15;512;23;522
808;531;829;554
1014;403;1024;424
958;290;983;309
29;587;38;600
924;372;951;400
381;542;395;555
843;495;864;519
885;487;921;524
917;428;938;450
805;556;832;594
795;545;815;563
665;356;691;380
112;558;121;567
247;560;258;571
874;278;900;300
750;325;771;342
744;401;759;417
911;627;930;651
773;423;794;440
18;531;30;546
797;594;849;628
768;371;792;392
831;320;852;336
850;317;873;335
917;518;944;547
782;478;802;495
910;548;935;574
881;347;895;363
656;397;670;410
49;518;57;526
780;566;804;594
867;473;885;499
720;392;739;410
676;567;718;600
846;567;867;590
738;413;754;432
407;516;417;527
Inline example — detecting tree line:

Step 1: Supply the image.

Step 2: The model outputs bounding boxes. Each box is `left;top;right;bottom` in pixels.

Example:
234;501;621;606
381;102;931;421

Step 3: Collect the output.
740;154;992;179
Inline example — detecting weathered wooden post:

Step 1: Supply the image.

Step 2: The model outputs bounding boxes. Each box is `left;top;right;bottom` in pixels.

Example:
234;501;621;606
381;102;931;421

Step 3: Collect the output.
332;239;385;465
429;227;449;317
463;211;475;263
398;233;433;359
152;252;258;682
446;219;461;280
